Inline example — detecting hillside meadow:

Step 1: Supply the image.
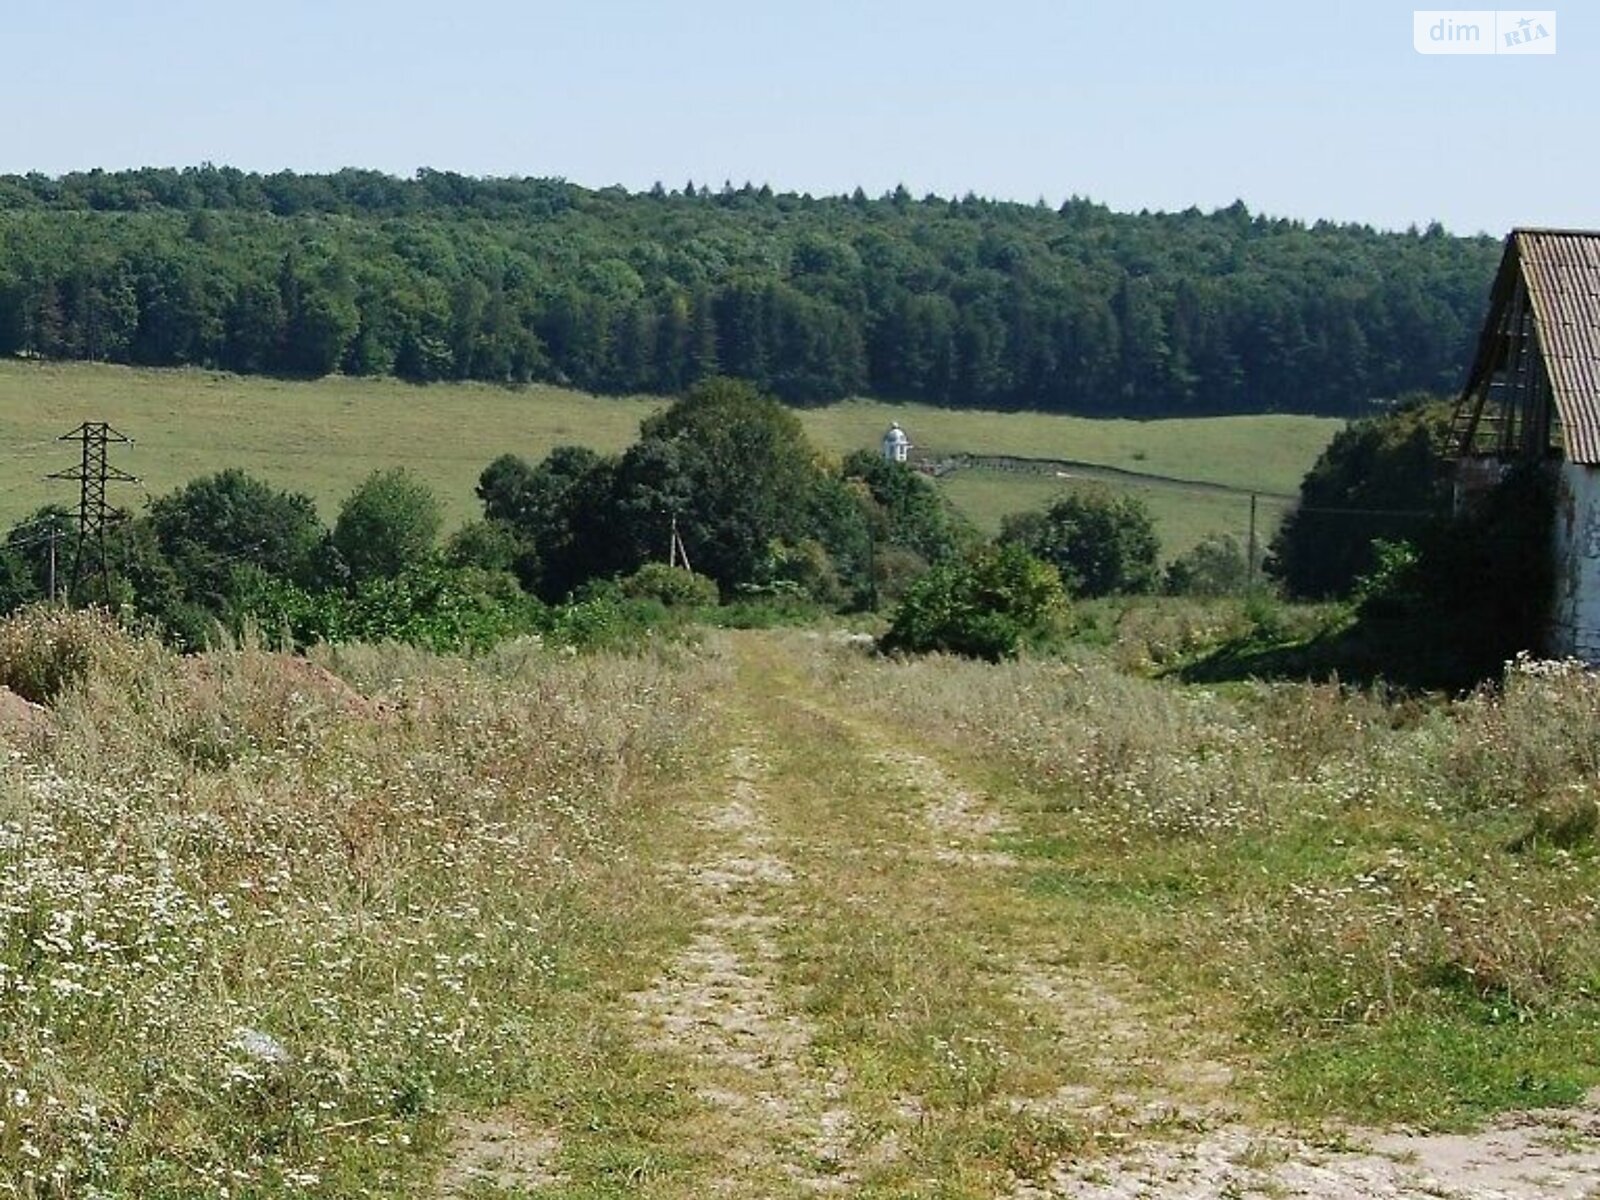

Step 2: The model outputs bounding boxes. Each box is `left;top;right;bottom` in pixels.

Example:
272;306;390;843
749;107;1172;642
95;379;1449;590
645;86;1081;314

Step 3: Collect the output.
0;361;1339;557
937;469;1299;559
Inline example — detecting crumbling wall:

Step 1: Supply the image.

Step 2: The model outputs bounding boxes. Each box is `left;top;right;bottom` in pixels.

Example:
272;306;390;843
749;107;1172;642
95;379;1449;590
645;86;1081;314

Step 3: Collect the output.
1547;461;1600;661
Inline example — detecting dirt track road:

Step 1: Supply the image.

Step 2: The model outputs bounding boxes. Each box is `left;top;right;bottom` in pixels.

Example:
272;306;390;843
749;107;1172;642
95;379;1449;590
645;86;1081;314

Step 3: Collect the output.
446;633;1600;1198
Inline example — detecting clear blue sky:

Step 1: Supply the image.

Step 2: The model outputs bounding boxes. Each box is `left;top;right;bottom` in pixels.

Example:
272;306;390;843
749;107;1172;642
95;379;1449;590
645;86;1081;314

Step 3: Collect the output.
4;0;1590;235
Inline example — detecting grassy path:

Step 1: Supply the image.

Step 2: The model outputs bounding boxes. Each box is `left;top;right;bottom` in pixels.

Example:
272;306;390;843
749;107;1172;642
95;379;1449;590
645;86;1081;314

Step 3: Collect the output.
444;631;1600;1198
625;741;855;1195
579;633;1235;1199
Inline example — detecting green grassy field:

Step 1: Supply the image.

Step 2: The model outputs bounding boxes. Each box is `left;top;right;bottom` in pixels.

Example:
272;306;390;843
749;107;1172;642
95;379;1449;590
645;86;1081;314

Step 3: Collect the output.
800;400;1338;496
0;361;1340;559
938;468;1299;556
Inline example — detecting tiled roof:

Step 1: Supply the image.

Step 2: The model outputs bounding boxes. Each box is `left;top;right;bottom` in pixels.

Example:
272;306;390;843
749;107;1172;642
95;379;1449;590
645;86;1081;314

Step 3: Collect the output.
1515;230;1600;463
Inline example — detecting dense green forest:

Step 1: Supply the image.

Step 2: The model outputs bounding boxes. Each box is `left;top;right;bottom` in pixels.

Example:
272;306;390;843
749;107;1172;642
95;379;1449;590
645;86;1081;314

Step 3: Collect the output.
0;167;1500;415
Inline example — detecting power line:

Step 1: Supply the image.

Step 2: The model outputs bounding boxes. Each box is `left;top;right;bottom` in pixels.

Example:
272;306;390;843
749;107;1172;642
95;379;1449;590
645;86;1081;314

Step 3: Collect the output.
0;437;72;457
1292;505;1435;518
3;511;70;535
3;525;67;600
4;524;70;551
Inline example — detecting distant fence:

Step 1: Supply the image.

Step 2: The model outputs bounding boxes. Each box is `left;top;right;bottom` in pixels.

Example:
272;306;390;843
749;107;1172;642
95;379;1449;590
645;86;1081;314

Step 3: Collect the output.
913;451;1297;501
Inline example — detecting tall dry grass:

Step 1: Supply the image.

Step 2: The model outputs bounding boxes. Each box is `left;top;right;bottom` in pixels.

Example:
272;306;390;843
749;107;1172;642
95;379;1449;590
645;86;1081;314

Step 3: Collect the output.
0;607;710;1196
799;632;1600;1123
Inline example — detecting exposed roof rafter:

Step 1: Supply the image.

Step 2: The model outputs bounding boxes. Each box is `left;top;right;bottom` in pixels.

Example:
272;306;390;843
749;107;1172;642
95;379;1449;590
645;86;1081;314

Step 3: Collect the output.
1455;230;1600;464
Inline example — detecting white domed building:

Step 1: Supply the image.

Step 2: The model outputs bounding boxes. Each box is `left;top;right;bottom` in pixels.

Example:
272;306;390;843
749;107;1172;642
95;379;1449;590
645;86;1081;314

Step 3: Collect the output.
881;422;912;464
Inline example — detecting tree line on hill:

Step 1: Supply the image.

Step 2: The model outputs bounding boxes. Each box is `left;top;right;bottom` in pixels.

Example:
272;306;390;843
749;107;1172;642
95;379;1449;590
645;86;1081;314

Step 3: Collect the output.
0;377;1208;659
4;375;1521;676
0;167;1500;415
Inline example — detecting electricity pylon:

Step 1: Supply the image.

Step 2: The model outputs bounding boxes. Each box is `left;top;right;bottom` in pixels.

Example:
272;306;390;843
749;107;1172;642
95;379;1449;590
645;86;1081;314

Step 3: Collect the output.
48;422;138;604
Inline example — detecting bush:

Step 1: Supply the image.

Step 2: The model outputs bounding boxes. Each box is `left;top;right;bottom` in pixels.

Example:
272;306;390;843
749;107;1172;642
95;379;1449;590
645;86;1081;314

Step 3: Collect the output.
841;450;970;566
1;508;72;613
710;595;830;629
1268;395;1454;599
148;469;324;604
1341;467;1553;682
444;519;525;575
872;544;931;606
333;468;444;582
1164;534;1251;597
1415;467;1553;666
881;545;1067;661
545;595;691;653
617;563;720;608
1353;539;1423;618
763;538;847;607
475;447;613;599
1000;488;1160;598
0;606;134;703
0;548;38;616
230;564;544;655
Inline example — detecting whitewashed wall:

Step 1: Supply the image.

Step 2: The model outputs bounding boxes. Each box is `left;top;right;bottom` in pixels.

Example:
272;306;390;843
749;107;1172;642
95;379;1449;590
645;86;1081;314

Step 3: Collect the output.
1548;462;1600;660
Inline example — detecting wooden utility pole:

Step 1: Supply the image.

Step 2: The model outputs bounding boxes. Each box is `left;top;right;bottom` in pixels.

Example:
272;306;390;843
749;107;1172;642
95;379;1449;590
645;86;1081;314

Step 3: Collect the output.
1247;493;1259;587
668;513;692;573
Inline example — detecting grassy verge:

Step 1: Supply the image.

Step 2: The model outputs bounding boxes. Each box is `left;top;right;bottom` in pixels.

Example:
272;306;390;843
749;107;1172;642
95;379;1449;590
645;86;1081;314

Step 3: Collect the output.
796;630;1600;1129
0;608;714;1196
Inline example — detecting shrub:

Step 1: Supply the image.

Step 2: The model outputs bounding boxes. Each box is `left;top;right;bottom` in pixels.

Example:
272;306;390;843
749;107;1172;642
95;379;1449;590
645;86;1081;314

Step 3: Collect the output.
444;519;525;575
1414;466;1553;669
617;563;720;608
333;468;444;582
1164;534;1251;597
1268;395;1454;599
872;544;931;606
841;450;970;566
763;538;847;608
475;447;614;599
1342;467;1553;682
0;547;38;616
1000;488;1160;598
228;565;544;654
881;545;1067;661
710;595;830;629
1;507;72;614
147;469;324;603
545;595;691;652
0;606;134;703
1098;596;1263;673
1353;539;1423;618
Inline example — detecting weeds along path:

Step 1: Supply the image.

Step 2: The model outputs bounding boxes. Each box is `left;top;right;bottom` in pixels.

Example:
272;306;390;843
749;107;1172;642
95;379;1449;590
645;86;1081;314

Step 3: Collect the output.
688;631;1600;1200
